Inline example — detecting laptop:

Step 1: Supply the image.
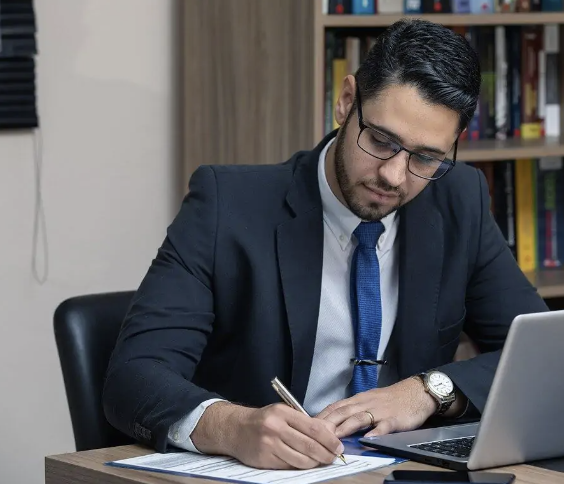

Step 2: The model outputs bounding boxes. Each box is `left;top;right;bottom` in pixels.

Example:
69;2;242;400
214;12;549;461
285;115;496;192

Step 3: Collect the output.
359;310;564;470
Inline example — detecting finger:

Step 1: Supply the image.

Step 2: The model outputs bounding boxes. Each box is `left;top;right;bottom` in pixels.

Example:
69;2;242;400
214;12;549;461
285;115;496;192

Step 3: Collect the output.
364;417;397;438
259;453;294;470
335;410;374;438
316;395;364;420
274;446;319;470
316;418;337;435
287;413;344;458
279;425;338;466
316;402;344;420
321;403;364;428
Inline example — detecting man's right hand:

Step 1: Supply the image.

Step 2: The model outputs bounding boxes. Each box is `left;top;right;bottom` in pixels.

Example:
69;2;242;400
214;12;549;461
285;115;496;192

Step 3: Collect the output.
190;401;345;470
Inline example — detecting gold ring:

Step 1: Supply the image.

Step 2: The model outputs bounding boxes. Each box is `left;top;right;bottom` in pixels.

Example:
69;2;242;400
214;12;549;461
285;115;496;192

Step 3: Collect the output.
365;410;375;428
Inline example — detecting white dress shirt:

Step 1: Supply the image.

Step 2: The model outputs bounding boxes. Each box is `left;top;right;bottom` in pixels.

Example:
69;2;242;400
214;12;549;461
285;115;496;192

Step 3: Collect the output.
167;137;400;450
303;138;399;415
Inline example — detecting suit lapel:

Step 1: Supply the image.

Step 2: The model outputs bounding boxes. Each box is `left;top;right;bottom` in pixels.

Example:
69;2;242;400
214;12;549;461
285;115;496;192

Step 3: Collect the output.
276;147;326;405
396;188;444;379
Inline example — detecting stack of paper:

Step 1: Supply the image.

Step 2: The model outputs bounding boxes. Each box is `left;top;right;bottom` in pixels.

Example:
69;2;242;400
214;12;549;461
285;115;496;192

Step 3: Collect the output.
108;451;396;484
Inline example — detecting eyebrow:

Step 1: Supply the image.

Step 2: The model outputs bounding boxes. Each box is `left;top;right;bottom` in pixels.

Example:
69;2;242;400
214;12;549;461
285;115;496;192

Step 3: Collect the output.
364;121;447;156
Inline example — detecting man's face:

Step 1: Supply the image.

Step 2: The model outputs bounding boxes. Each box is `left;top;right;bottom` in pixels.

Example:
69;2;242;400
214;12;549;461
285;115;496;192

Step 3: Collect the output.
328;81;459;222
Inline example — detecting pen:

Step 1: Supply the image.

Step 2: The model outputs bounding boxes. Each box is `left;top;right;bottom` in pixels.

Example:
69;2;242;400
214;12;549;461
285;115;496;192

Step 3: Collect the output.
271;376;347;465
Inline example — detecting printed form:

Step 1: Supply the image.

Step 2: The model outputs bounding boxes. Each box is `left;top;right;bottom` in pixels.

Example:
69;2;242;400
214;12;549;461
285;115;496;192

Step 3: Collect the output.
108;452;396;484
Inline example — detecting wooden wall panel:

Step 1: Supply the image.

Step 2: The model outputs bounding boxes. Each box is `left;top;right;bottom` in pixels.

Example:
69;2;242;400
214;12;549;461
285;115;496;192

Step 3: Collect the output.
181;0;314;190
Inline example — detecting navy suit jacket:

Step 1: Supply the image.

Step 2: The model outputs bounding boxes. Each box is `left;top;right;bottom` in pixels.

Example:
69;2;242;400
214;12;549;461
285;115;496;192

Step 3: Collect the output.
103;132;548;452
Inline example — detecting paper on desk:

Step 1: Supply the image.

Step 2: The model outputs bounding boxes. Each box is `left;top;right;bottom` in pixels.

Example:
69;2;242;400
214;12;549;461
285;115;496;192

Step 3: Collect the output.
107;452;396;484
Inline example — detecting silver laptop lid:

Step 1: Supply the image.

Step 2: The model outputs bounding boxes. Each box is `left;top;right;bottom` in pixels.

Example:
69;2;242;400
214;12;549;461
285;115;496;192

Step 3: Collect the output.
468;310;564;470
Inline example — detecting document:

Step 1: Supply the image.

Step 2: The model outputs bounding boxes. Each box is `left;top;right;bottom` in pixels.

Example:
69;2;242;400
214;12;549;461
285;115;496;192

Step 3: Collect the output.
107;452;396;484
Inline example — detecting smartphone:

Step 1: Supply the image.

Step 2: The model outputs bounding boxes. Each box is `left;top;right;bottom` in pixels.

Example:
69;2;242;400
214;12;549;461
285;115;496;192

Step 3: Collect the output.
383;470;516;484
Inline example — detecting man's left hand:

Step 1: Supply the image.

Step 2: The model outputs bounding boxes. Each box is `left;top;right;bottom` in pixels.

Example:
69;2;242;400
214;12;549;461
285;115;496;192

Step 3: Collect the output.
316;377;437;438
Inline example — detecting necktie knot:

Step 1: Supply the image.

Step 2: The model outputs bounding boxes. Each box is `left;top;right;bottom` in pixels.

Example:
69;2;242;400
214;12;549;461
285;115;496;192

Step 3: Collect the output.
354;221;385;248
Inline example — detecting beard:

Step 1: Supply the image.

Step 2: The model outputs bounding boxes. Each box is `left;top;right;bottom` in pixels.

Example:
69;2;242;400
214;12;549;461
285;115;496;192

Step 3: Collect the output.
333;122;405;222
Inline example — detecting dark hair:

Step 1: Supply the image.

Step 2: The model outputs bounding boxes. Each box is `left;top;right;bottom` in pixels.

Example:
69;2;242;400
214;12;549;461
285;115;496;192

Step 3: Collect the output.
355;19;481;133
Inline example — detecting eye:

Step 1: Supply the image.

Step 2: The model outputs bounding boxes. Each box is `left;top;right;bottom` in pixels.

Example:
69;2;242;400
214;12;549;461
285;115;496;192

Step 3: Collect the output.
369;133;389;146
412;153;437;165
368;131;398;151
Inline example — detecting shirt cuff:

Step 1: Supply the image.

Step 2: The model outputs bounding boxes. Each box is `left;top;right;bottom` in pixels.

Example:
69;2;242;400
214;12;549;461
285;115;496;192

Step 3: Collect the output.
167;398;226;453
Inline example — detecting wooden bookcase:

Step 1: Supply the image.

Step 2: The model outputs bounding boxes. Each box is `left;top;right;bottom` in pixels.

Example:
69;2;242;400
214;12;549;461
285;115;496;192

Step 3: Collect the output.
181;0;564;299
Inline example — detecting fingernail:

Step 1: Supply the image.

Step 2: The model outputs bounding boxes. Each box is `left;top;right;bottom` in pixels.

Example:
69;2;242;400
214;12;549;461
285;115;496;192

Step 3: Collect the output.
337;443;345;454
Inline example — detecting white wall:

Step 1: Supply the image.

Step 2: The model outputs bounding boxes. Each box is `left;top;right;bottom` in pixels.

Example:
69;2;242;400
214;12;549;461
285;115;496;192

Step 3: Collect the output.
0;1;180;482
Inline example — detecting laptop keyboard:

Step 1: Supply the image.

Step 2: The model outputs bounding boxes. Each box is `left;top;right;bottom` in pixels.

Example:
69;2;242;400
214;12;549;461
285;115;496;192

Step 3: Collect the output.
410;436;475;459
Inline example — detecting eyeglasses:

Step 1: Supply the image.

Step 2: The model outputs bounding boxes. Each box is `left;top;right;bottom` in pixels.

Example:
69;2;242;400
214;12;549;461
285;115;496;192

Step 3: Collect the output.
355;83;457;181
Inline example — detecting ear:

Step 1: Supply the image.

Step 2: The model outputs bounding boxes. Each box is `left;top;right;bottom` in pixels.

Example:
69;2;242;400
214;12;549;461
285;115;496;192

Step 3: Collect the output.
334;75;356;127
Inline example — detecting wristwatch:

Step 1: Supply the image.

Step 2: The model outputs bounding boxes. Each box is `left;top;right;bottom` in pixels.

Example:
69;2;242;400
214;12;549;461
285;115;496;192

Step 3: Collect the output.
414;370;456;415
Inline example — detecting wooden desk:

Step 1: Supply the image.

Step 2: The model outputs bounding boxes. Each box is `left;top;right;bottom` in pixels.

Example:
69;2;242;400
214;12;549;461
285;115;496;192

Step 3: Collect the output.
45;445;564;484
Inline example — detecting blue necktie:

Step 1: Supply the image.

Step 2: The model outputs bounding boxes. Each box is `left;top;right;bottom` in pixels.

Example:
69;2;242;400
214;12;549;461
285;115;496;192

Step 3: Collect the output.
350;221;385;395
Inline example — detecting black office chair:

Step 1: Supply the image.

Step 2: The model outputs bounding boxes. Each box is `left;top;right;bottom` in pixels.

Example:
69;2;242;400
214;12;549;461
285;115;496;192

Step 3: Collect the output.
54;291;136;451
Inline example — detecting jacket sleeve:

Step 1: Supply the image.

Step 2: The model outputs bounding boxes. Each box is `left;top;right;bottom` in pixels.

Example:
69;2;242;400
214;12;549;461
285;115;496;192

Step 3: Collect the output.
102;165;223;452
437;168;549;413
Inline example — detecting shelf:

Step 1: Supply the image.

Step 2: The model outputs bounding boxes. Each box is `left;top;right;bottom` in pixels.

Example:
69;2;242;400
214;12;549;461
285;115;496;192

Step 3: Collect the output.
525;269;564;298
322;12;564;28
457;136;564;162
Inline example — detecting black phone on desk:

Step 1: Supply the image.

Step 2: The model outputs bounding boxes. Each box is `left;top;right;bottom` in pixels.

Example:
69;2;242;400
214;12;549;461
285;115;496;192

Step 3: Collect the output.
383;470;515;484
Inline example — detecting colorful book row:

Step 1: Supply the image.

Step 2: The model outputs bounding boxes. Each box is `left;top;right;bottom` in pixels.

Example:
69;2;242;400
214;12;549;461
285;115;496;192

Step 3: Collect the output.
470;158;564;273
324;0;563;14
324;25;561;142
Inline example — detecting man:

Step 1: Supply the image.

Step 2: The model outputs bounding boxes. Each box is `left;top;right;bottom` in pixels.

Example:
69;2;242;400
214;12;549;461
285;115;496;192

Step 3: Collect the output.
103;19;548;471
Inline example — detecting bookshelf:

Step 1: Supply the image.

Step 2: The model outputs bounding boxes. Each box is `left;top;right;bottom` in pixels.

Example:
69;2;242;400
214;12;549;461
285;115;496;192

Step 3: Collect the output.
312;2;564;145
181;0;564;299
457;137;564;161
322;12;564;27
527;268;564;298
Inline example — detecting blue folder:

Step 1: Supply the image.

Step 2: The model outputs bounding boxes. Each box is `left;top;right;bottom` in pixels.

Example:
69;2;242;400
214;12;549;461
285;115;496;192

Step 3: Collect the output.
341;431;407;464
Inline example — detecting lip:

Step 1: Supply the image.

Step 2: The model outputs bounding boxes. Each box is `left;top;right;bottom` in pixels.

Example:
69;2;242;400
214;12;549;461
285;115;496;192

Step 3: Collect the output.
363;184;399;202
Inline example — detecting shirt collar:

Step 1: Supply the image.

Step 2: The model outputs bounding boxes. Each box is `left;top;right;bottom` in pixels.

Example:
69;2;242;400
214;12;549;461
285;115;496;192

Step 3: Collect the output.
317;137;397;251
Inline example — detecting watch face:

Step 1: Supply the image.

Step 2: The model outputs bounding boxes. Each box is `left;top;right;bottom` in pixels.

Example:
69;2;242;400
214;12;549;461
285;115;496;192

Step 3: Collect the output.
429;372;454;397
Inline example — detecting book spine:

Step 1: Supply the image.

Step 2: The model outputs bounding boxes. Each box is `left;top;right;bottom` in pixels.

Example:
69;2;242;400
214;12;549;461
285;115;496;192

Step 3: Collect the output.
346;37;361;75
332;38;347;131
352;0;376;13
537;157;564;268
507;26;522;137
516;0;531;11
541;0;563;10
478;27;496;138
378;0;404;13
544;25;560;137
468;27;481;140
515;158;537;272
520;26;542;140
329;0;352;13
495;26;508;140
538;31;547;136
495;161;517;258
470;0;494;12
405;0;423;13
498;0;516;11
452;0;471;11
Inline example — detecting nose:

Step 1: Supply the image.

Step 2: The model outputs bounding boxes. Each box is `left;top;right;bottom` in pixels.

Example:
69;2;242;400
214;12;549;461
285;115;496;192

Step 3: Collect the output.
378;150;408;188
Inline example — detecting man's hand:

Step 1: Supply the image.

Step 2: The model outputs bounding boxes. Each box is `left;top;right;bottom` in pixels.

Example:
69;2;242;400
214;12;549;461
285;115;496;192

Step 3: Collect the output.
316;377;437;438
191;402;344;470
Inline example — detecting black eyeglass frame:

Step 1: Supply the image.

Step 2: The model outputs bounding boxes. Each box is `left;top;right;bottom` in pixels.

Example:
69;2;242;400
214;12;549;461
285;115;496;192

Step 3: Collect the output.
354;83;458;181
